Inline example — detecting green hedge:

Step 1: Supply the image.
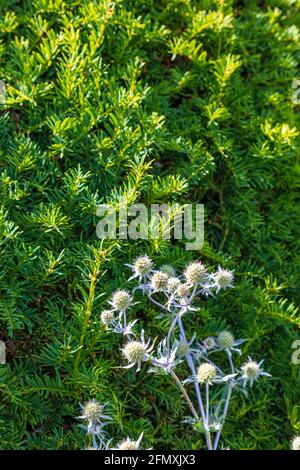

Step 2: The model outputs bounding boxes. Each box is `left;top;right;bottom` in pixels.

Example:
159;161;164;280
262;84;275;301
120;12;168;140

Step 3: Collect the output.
0;0;299;449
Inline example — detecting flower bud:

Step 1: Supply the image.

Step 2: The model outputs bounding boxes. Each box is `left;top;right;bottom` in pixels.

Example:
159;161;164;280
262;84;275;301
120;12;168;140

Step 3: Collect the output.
218;331;235;350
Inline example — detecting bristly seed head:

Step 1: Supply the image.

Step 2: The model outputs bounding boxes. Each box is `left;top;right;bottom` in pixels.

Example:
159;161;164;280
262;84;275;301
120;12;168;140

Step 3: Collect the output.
196;363;217;385
150;271;169;292
184;261;207;284
101;310;114;326
111;290;132;311
123;341;147;363
291;435;300;450
218;331;235;350
133;255;153;276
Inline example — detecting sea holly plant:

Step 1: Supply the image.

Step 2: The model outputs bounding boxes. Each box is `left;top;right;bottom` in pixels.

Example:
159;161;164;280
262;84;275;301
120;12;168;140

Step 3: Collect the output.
95;255;271;450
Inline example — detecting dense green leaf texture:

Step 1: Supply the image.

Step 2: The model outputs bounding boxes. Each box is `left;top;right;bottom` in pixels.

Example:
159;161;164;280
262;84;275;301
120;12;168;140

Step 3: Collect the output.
0;0;299;450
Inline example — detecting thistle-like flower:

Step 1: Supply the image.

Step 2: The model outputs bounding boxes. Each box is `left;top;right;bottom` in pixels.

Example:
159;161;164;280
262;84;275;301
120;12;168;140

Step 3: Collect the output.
184;261;207;285
291;435;300;450
175;282;191;301
78;400;112;437
240;357;271;387
218;331;235;350
203;337;217;351
217;331;244;355
101;310;114;327
79;400;109;423
212;266;234;292
121;330;153;371
150;271;169;292
127;255;153;280
109;290;133;311
116;433;144;450
196;363;217;385
167;276;181;293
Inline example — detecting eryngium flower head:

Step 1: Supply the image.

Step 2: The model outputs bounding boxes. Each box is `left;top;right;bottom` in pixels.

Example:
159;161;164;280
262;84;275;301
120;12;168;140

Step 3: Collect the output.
122;332;153;371
218;331;235;350
79;400;108;423
167;276;181;293
213;267;234;291
110;290;132;311
184;261;207;285
133;255;153;277
196;363;217;385
240;357;271;387
203;337;216;351
176;282;191;299
150;271;169;292
123;341;146;363
160;264;176;277
291;435;300;450
101;310;114;327
117;433;143;450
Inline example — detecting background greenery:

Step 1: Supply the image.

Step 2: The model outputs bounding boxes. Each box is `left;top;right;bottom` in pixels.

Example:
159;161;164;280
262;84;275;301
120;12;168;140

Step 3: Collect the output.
0;0;299;450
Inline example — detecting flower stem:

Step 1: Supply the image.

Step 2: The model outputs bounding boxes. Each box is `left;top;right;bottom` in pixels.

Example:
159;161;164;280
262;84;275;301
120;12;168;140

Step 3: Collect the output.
170;370;199;422
213;351;235;450
177;317;213;450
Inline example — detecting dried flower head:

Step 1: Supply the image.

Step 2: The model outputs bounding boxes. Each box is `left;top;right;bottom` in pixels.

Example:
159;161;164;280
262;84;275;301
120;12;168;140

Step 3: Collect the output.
160;264;176;277
110;290;132;311
218;331;235;350
150;271;169;292
184;261;207;284
291;435;300;450
196;363;217;385
101;310;114;327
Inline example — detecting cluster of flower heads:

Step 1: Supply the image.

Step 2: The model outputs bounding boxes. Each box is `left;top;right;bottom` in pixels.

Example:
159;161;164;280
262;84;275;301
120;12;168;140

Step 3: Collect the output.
97;255;271;450
78;399;144;450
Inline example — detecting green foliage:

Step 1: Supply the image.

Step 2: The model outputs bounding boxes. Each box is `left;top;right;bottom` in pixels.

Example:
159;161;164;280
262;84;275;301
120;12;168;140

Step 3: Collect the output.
0;0;299;450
